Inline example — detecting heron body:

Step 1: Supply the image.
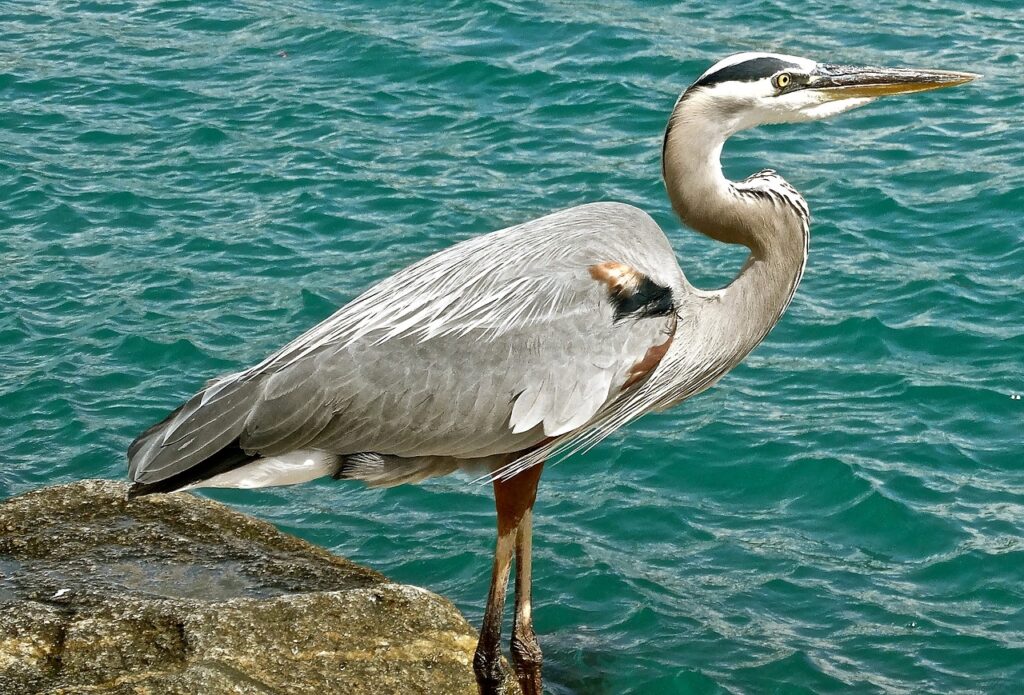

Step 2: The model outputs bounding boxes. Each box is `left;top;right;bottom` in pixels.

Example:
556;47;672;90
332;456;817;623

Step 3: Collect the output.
127;52;974;693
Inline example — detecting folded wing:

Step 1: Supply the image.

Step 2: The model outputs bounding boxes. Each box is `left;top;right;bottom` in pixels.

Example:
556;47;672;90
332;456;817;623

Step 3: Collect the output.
128;203;684;490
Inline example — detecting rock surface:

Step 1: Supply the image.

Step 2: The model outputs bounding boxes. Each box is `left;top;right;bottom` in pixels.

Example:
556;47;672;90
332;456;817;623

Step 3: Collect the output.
0;480;517;694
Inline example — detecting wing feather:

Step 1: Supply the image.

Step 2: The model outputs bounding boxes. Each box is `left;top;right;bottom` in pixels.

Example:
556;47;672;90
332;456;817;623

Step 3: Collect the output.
130;379;259;483
128;203;687;487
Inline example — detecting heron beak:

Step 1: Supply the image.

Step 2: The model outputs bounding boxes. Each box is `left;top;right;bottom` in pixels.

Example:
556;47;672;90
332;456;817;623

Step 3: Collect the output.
812;65;979;99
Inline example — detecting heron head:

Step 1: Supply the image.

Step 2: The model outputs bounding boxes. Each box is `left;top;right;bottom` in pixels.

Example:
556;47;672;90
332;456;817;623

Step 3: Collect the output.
680;52;977;134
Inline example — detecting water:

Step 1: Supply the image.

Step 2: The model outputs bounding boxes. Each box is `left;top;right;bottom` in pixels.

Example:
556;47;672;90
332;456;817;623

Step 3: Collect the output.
1;1;1021;692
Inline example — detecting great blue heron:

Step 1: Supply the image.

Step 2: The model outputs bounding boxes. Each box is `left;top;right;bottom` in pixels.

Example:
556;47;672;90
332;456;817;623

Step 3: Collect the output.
127;52;975;694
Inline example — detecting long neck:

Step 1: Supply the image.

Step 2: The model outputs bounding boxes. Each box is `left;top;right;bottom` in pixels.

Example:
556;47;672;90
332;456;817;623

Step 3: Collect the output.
662;97;809;378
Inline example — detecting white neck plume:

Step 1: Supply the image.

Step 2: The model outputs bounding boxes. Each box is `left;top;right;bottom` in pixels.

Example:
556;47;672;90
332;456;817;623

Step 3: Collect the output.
657;91;810;402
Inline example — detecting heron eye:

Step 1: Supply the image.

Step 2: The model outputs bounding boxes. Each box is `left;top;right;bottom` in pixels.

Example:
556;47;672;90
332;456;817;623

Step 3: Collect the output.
774;73;792;89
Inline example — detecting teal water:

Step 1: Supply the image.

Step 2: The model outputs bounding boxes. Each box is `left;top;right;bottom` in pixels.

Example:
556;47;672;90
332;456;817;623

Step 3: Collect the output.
2;1;1021;692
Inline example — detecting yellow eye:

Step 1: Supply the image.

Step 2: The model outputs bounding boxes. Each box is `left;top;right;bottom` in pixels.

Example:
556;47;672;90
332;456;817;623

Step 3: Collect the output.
775;73;792;89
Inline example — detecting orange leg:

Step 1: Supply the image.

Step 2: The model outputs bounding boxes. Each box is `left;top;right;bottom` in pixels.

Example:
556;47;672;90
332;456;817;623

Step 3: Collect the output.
510;502;542;694
473;463;544;695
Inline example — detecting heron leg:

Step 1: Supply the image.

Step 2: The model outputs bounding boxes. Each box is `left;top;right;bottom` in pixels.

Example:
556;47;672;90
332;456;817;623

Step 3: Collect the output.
474;519;515;692
510;500;542;695
473;463;545;695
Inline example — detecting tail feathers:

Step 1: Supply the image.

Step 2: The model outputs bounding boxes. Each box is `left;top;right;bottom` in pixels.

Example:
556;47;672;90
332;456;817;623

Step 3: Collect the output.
127;439;258;497
128;378;260;486
127;401;187;471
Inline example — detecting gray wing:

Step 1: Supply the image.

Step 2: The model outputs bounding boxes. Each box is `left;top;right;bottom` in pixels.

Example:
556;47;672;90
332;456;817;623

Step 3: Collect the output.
128;203;685;486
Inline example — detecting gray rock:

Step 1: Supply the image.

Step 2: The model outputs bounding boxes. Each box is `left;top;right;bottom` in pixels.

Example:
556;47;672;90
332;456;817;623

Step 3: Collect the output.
0;480;518;694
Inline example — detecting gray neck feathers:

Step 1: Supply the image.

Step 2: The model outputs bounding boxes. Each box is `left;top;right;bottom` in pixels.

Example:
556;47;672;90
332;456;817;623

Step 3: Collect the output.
658;93;810;400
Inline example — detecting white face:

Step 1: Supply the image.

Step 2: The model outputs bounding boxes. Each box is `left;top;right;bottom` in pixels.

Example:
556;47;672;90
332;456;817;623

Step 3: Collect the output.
686;52;874;133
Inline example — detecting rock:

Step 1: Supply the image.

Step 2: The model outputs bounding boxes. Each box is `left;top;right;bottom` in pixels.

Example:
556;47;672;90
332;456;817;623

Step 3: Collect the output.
0;480;518;694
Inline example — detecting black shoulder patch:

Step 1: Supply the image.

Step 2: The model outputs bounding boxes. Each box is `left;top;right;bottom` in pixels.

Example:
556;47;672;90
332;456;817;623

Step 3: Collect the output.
612;275;674;321
693;56;800;89
588;262;674;322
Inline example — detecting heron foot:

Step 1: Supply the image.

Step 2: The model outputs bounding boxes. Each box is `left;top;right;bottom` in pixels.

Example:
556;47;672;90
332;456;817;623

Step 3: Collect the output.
473;646;507;694
510;629;543;695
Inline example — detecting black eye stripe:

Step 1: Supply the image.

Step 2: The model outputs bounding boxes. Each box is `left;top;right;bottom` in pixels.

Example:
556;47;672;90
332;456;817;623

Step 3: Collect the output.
694;57;802;88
